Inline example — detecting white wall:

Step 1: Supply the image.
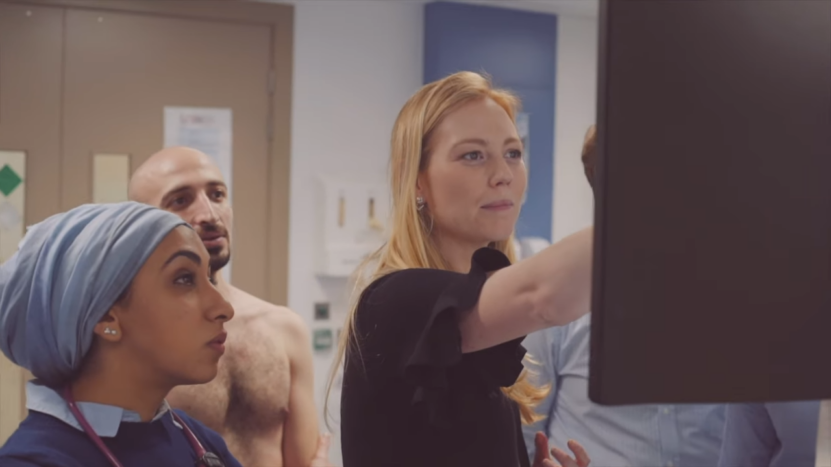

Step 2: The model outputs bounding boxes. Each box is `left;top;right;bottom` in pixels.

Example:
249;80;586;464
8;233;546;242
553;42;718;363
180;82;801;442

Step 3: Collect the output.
288;1;425;463
275;1;596;464
552;16;598;241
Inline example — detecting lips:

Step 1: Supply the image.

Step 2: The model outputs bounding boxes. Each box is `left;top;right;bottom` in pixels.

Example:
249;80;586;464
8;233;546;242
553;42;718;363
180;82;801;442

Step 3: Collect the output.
208;331;227;353
482;200;515;210
196;225;227;243
200;232;226;249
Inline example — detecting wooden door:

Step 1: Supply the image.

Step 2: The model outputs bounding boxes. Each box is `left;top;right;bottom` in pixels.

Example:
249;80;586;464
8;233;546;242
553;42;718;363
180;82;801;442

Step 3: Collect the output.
61;8;274;296
0;0;293;444
0;2;64;442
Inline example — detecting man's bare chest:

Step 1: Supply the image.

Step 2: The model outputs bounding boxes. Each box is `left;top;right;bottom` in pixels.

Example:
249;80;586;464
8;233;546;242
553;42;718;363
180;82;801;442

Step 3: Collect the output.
167;328;291;435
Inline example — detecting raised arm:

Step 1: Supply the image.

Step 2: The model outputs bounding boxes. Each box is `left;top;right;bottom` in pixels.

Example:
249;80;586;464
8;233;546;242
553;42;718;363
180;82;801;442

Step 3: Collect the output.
458;227;593;353
280;312;322;467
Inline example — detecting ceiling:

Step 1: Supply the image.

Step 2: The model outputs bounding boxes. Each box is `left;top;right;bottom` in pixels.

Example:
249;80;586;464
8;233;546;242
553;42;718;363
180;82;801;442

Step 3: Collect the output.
265;0;599;19
446;0;599;18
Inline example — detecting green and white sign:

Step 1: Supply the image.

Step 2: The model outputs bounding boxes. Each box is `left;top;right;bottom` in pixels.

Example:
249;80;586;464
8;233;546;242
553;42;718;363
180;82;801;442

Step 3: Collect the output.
0;151;25;264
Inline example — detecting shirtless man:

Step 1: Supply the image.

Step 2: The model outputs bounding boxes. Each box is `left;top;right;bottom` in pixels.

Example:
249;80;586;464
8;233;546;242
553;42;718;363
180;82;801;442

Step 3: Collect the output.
129;147;330;467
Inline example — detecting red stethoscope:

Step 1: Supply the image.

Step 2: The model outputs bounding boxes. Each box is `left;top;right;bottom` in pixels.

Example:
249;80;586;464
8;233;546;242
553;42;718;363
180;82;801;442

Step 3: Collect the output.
61;386;226;467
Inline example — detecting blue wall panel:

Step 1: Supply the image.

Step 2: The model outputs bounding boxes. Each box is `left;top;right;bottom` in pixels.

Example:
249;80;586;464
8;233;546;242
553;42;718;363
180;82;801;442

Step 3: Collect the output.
424;1;558;240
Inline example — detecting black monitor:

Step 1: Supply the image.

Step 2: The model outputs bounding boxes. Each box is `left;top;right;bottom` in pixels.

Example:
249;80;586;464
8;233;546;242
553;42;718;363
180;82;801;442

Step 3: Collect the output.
590;0;831;405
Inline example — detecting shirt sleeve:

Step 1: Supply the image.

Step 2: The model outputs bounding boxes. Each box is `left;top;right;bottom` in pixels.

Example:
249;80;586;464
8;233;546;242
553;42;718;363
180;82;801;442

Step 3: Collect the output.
356;248;526;426
719;403;777;467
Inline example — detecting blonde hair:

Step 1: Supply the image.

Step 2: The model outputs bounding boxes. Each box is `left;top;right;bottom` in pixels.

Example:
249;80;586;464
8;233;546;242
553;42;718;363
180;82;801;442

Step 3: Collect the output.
325;71;549;428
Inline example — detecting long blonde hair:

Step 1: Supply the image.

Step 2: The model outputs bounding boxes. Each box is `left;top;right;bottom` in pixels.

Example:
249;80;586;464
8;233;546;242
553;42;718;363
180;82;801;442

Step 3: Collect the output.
325;71;549;427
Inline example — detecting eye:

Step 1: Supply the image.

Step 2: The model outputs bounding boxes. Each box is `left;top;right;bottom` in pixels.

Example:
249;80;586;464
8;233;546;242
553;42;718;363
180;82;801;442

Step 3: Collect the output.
506;149;523;160
174;272;196;286
210;189;226;201
168;195;191;209
462;151;484;161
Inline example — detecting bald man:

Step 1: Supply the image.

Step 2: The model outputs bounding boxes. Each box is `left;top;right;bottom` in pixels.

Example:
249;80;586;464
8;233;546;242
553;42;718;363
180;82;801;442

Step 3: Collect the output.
129;147;329;467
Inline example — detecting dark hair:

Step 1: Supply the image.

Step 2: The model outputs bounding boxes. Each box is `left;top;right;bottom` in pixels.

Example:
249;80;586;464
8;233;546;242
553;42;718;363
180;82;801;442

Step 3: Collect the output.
581;125;597;188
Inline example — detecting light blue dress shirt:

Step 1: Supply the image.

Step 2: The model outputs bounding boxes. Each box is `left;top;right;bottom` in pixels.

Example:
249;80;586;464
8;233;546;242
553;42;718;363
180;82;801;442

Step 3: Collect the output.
25;380;181;437
522;314;726;467
718;401;820;467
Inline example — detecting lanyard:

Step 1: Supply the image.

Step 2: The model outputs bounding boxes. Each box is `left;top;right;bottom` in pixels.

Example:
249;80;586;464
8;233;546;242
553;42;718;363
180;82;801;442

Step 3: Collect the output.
61;386;225;467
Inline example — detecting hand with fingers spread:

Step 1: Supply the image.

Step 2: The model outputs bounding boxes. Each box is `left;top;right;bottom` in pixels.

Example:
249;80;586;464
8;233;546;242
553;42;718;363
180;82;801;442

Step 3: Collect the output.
532;431;591;467
308;433;336;467
532;432;558;467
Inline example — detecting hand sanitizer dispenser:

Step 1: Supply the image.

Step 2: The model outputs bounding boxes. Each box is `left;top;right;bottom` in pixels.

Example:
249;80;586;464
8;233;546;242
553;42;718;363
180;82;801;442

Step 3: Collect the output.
316;176;389;277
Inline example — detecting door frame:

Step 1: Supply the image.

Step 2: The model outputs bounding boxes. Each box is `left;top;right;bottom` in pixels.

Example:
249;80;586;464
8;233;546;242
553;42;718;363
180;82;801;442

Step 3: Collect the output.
0;0;294;306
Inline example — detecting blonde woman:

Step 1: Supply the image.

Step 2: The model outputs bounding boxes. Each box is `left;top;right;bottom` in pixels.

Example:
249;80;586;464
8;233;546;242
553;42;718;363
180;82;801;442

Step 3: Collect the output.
331;72;594;467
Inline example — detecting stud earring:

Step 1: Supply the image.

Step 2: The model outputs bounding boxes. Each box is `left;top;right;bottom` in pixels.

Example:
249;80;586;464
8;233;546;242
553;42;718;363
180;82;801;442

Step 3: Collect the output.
416;196;425;211
104;327;117;335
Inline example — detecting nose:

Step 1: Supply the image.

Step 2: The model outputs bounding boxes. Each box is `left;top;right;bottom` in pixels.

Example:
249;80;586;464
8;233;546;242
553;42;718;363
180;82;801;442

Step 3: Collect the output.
190;192;219;226
489;155;514;188
206;286;235;323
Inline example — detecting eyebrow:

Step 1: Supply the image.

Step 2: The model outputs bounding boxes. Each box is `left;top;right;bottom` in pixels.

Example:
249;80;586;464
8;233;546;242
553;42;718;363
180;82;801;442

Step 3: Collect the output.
160;181;227;204
452;137;521;149
162;250;202;269
205;181;227;190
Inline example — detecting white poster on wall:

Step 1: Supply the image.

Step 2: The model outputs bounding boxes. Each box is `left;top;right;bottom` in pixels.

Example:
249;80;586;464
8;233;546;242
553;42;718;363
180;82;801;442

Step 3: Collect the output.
516;112;530;204
163;106;233;283
163;107;233;198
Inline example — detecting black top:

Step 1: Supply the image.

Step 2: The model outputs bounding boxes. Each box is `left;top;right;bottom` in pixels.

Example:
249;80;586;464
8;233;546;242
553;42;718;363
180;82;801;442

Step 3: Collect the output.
340;248;531;467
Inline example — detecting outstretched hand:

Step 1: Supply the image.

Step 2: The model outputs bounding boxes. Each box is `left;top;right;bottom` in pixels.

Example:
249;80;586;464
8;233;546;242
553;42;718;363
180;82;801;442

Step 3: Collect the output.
309;433;335;467
532;431;591;467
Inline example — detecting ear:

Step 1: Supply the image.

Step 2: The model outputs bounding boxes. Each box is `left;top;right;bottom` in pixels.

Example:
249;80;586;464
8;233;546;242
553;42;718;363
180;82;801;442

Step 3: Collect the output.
415;173;429;200
93;310;122;343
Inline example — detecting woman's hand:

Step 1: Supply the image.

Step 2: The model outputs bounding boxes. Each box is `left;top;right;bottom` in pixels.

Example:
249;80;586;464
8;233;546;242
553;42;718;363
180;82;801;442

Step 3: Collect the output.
532;431;591;467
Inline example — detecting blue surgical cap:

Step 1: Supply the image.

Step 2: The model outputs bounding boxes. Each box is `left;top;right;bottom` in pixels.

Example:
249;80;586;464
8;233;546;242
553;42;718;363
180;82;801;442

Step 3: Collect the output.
0;202;189;385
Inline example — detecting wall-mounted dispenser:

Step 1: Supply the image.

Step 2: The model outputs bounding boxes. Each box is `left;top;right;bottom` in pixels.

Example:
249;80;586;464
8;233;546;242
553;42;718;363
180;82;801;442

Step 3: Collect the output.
315;176;390;277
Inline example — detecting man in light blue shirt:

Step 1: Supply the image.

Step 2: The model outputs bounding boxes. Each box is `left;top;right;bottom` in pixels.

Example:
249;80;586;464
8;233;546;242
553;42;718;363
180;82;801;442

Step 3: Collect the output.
522;126;726;467
718;401;821;467
522;315;726;467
